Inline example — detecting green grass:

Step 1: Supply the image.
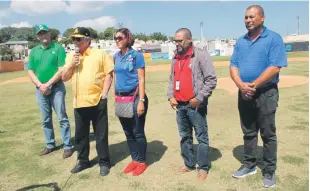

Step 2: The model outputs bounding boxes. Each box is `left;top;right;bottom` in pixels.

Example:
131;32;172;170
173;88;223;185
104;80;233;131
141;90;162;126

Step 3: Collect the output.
0;70;27;82
0;59;308;190
281;155;306;166
287;51;309;57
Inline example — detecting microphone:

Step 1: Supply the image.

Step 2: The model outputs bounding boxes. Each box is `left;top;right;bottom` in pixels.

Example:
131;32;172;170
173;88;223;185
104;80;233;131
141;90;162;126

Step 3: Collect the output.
74;45;80;73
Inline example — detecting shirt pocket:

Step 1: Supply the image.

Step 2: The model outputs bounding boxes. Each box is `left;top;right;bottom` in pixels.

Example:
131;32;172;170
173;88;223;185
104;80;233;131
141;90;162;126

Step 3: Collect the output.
258;88;279;115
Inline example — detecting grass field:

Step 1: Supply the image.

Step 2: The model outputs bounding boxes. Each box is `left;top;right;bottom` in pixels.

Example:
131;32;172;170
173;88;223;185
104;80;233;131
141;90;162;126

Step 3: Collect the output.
0;52;308;191
145;51;309;65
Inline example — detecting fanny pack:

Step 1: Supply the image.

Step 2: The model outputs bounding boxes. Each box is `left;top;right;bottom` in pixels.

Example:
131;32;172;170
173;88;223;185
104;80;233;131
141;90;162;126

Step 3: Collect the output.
114;87;139;118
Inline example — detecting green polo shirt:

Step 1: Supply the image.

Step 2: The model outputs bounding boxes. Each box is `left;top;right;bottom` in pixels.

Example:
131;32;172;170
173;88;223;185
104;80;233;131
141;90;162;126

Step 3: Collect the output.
28;42;66;83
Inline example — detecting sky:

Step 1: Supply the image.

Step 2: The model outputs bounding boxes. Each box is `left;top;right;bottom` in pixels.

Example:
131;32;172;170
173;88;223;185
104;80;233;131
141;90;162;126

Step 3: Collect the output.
0;0;309;40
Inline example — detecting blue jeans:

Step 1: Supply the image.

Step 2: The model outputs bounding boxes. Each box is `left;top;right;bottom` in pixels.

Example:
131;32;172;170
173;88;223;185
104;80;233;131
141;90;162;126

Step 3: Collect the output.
35;81;72;150
118;95;148;162
176;103;209;172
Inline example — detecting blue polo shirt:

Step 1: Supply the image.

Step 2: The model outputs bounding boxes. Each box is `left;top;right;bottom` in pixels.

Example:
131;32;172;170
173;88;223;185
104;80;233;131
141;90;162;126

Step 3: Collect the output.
230;27;287;86
114;49;145;92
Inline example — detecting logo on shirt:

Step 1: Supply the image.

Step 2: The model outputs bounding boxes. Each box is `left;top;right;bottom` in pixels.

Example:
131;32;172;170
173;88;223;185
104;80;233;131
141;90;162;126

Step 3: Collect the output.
126;55;134;62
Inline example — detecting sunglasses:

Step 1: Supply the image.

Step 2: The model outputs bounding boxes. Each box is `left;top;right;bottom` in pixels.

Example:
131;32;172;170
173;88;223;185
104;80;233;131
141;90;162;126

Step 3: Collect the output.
114;36;124;41
72;37;85;42
37;30;49;36
173;39;184;43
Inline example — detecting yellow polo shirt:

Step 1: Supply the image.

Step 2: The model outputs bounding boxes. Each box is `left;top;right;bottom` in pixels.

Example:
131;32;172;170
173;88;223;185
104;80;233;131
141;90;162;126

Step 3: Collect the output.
64;48;114;108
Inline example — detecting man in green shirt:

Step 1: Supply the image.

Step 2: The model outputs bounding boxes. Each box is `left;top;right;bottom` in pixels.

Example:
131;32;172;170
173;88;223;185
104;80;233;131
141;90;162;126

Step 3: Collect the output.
28;24;74;158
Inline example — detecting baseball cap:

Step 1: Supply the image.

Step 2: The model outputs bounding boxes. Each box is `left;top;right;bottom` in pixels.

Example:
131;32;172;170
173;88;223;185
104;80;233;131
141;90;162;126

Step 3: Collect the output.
35;24;49;34
71;27;91;38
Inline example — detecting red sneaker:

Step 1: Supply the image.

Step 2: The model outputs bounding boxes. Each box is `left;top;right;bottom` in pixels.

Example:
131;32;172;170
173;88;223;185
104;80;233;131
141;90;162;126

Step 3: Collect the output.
132;162;148;176
123;161;138;174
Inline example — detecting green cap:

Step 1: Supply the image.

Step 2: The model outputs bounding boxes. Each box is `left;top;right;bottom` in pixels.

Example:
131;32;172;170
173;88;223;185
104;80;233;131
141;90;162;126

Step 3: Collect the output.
35;24;49;34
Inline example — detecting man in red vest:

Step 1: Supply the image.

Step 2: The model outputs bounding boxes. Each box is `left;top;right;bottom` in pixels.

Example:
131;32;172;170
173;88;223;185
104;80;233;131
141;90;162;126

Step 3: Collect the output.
168;28;217;182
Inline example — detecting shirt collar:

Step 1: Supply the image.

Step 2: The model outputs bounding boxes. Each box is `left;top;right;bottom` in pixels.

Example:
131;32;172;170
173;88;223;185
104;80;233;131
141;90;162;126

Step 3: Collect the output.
39;42;54;49
83;47;92;56
175;45;194;59
244;26;268;39
117;48;135;58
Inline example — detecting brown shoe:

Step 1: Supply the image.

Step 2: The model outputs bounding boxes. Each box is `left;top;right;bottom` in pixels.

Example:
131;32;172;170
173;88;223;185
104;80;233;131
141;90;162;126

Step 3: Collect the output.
63;149;74;159
173;166;194;174
40;147;54;156
197;169;208;183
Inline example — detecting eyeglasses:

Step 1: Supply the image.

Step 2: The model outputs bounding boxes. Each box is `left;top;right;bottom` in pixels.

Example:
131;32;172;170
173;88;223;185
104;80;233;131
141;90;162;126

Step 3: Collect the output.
72;37;85;42
114;36;124;41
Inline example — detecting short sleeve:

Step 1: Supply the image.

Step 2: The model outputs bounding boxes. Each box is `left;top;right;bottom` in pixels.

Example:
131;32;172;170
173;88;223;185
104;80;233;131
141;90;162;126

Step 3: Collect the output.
63;52;73;69
135;52;145;68
57;46;66;67
102;51;114;75
28;48;35;70
229;40;239;68
268;34;288;67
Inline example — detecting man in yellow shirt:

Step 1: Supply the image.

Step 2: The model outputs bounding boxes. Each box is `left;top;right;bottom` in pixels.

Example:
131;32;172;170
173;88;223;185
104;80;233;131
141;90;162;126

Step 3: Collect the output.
62;27;114;176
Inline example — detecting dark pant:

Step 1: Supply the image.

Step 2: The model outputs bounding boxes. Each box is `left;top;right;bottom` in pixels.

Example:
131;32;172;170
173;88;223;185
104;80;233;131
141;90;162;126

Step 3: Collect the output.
74;99;110;167
118;95;148;162
238;85;279;173
176;103;209;172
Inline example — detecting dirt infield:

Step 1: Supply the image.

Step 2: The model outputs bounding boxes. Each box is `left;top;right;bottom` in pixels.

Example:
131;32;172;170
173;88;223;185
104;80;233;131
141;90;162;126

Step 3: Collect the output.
0;57;308;93
0;75;308;96
217;75;309;95
146;57;309;72
0;76;30;86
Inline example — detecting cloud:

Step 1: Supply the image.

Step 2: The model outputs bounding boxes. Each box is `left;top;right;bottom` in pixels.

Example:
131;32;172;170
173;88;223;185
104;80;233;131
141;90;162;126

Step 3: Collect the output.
0;8;11;18
73;16;117;31
9;0;120;15
0;21;32;28
10;0;67;15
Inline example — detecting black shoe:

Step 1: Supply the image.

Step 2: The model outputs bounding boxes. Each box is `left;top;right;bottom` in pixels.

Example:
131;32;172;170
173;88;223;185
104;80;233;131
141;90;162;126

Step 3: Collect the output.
100;166;110;176
71;162;91;174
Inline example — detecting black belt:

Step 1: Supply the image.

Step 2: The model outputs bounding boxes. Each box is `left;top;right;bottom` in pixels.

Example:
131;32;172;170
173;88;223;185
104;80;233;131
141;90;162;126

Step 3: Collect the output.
115;88;137;96
177;101;190;105
253;83;278;98
256;83;277;93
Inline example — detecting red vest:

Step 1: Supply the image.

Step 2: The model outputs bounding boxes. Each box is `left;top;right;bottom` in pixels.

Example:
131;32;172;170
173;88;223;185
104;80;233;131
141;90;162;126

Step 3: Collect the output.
173;46;195;102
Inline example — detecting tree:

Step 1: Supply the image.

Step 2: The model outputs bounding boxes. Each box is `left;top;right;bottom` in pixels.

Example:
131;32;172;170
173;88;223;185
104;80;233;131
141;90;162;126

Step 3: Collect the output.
63;28;75;38
100;27;116;40
87;27;98;39
0;45;14;61
59;38;72;46
133;33;151;42
50;28;60;41
0;27;16;43
150;32;168;41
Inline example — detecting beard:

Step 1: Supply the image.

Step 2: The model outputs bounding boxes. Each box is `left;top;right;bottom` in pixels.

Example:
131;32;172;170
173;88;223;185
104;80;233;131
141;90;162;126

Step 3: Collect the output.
176;46;184;54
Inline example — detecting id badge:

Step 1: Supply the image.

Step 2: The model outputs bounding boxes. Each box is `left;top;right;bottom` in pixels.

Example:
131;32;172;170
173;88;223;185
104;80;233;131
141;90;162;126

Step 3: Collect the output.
175;81;180;91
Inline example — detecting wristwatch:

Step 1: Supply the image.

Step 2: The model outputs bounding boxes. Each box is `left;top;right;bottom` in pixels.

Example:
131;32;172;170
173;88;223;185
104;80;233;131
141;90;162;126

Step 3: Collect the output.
139;98;145;102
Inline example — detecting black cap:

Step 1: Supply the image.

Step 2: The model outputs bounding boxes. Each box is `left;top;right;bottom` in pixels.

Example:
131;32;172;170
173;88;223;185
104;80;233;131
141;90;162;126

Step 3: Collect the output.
70;27;91;38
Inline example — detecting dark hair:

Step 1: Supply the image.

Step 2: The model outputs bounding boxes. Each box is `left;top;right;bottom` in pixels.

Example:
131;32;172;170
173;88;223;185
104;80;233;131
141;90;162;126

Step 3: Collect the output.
175;28;192;39
116;28;135;47
247;5;264;17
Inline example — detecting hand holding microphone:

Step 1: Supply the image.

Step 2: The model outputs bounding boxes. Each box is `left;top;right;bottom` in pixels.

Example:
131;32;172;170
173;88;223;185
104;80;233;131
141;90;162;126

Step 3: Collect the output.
72;46;80;67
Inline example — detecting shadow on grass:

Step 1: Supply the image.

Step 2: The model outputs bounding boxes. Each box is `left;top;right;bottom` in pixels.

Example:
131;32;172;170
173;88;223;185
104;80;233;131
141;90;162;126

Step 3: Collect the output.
193;145;222;169
15;182;61;191
89;140;168;168
233;145;264;169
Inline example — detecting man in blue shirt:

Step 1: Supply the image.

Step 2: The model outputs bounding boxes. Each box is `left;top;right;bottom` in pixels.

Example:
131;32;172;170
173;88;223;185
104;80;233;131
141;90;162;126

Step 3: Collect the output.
229;5;287;188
